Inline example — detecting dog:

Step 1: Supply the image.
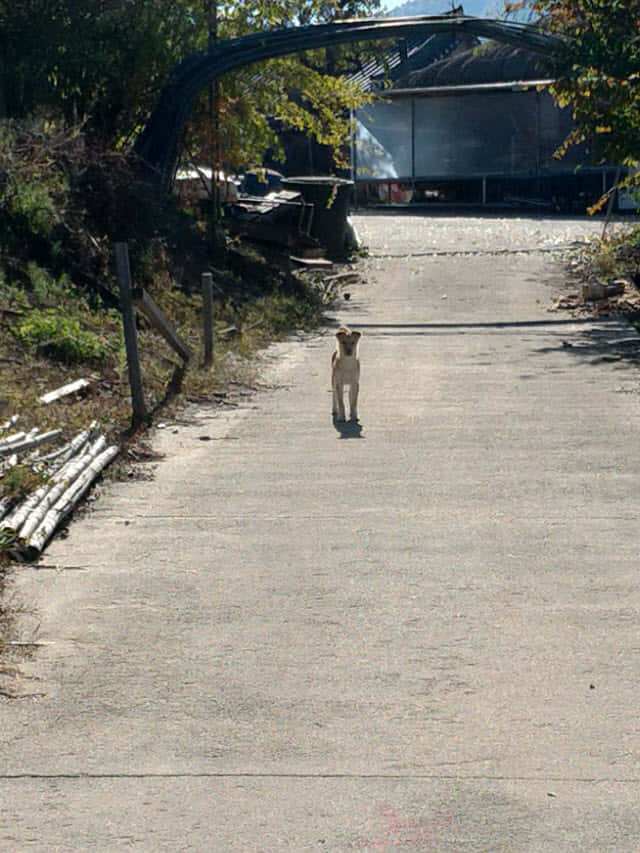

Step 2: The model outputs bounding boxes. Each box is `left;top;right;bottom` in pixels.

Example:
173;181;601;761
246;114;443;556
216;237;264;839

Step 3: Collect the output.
331;326;361;422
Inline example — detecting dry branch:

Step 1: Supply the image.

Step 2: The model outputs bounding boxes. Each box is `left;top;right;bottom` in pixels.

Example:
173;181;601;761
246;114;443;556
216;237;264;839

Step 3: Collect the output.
0;429;63;457
0;414;19;435
0;427;39;455
323;272;361;285
0;431;27;453
0;496;14;520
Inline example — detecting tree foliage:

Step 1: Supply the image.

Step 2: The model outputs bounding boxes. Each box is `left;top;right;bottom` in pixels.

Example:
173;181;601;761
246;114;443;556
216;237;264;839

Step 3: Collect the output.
0;1;200;143
527;0;640;192
0;1;381;170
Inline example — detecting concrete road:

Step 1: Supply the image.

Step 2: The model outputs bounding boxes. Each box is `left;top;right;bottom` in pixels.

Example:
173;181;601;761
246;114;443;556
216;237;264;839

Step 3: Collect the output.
2;213;640;851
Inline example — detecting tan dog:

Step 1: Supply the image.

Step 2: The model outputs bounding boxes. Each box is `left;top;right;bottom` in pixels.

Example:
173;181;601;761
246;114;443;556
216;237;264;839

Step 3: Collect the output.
331;326;361;422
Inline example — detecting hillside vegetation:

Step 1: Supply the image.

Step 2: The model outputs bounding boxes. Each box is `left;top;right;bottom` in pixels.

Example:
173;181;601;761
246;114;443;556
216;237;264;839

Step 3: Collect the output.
0;120;329;422
0;119;334;583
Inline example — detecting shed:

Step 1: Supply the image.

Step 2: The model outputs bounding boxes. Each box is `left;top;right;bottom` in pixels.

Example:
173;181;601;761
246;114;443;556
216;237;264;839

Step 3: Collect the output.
353;32;618;211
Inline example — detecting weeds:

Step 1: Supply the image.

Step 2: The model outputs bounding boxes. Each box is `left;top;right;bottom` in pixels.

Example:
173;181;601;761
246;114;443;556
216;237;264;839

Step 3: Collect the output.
14;309;108;363
1;465;46;501
568;224;640;287
592;227;640;281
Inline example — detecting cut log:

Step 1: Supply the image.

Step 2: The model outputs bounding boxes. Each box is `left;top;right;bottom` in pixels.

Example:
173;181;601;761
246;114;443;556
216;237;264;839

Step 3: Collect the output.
25;444;119;557
3;483;50;533
39;378;93;405
19;439;108;539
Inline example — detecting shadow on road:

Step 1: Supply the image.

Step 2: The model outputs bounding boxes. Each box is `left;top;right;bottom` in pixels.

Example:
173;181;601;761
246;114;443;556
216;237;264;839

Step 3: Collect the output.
532;322;640;368
330;319;640;368
345;319;616;331
332;417;364;439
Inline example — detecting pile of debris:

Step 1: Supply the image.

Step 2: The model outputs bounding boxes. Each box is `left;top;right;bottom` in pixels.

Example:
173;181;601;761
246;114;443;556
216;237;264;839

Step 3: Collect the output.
0;382;118;561
550;277;640;318
227;189;323;258
225;175;357;261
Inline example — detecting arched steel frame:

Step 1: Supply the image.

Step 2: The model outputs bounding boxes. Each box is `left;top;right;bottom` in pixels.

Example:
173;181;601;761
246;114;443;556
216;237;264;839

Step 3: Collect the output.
133;15;561;189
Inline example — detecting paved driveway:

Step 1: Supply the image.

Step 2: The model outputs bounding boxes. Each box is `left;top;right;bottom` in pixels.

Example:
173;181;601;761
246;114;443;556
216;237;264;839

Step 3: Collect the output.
2;213;639;851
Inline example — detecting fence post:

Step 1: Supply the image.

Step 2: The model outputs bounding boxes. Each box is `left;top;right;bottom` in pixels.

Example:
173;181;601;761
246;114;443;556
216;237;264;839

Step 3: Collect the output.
202;271;214;368
114;242;147;427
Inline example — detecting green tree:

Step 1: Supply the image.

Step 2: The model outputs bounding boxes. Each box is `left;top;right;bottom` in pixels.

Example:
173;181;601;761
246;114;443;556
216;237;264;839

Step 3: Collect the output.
189;1;383;172
528;0;640;205
0;1;200;142
0;1;381;169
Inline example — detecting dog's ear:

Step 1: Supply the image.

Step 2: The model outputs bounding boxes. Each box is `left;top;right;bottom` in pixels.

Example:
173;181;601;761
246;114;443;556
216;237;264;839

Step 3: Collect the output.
352;330;362;341
336;330;347;341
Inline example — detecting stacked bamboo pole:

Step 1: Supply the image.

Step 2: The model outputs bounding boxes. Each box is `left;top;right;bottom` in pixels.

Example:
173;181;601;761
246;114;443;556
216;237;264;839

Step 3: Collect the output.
0;428;63;457
0;419;118;560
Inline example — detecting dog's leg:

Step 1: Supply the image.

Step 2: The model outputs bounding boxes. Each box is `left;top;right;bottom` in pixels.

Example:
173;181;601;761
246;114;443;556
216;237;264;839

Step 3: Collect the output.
349;380;359;421
333;376;346;421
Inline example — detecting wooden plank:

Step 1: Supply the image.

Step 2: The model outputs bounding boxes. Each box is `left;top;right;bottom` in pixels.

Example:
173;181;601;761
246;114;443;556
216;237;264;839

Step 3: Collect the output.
39;378;93;405
132;287;193;363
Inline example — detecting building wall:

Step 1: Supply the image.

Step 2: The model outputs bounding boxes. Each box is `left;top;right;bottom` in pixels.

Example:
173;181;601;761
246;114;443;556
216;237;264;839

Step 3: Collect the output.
355;87;593;183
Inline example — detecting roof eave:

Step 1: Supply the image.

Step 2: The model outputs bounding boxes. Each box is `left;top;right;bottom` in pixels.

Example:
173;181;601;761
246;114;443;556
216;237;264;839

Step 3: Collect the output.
382;78;555;97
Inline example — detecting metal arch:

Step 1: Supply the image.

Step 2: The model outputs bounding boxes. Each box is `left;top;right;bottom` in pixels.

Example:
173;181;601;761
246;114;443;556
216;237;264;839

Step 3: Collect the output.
133;15;561;189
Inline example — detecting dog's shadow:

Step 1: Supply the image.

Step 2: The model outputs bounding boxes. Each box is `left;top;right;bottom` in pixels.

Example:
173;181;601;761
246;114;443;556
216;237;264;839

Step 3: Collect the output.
332;416;364;439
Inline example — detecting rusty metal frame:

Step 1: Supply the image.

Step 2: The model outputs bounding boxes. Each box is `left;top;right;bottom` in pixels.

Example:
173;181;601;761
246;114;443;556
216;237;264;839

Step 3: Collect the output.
133;16;561;190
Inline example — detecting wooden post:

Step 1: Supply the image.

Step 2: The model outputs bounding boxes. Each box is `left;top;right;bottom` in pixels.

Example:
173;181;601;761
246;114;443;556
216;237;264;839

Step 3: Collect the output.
202;271;214;367
114;242;147;427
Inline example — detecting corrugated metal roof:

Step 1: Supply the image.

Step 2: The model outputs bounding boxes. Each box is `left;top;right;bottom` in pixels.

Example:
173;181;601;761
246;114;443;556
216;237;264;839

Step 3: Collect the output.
349;5;469;91
349;30;464;91
395;37;554;88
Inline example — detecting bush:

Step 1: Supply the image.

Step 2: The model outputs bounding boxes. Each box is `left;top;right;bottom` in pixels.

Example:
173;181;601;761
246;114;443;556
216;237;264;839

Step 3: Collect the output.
5;180;57;238
16;309;108;363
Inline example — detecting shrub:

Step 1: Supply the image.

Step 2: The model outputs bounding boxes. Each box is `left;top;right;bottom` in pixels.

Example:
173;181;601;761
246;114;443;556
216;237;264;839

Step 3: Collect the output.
16;309;107;363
